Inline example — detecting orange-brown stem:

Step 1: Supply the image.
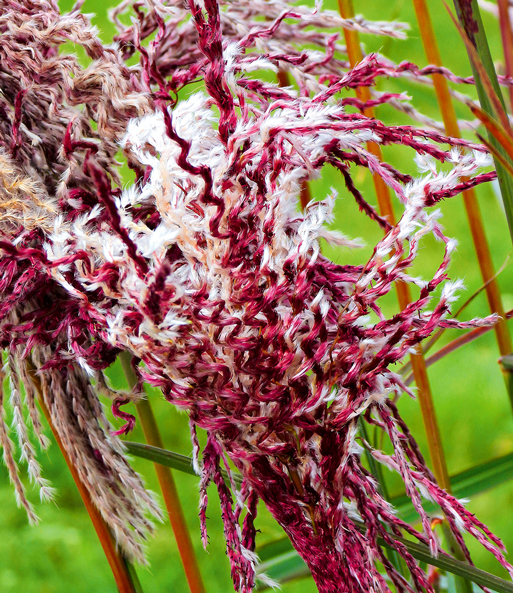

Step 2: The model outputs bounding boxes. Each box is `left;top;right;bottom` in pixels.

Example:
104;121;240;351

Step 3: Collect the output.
497;0;513;113
413;0;512;356
27;364;139;593
338;4;476;588
470;102;513;161
119;353;206;593
338;0;451;491
412;0;512;367
277;70;312;210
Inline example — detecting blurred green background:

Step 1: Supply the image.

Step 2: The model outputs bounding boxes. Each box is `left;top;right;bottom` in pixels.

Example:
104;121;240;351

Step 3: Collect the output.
2;0;513;591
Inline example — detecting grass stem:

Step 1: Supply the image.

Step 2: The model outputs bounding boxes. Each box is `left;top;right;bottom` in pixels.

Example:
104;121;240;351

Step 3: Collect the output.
119;352;206;593
26;361;141;593
452;0;513;244
451;0;513;412
497;0;513;113
411;0;512;395
338;0;450;488
337;3;472;589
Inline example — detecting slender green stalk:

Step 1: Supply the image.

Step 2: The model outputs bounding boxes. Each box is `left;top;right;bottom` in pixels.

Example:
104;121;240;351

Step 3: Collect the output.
119;352;206;593
27;362;141;593
412;0;512;361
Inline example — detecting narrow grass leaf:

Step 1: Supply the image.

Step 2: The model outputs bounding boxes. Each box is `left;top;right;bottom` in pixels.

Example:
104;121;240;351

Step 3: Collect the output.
124;441;243;487
255;550;311;589
448;1;511;131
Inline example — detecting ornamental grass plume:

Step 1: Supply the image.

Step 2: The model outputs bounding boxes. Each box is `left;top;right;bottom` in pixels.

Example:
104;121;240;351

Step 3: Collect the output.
0;0;512;591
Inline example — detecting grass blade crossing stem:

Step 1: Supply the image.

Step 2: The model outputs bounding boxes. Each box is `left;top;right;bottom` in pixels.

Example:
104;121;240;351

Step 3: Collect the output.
119;353;206;593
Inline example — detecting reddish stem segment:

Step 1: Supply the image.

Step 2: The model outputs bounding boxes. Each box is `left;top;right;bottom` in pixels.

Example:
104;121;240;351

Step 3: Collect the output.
412;0;512;361
497;0;513;114
120;353;206;593
337;0;451;492
28;367;139;593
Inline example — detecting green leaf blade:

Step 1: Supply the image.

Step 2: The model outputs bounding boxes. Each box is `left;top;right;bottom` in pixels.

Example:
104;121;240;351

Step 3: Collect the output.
124;441;243;486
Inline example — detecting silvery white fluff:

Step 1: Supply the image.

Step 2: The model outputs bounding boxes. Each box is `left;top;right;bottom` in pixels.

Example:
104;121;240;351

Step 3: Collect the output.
43;92;493;361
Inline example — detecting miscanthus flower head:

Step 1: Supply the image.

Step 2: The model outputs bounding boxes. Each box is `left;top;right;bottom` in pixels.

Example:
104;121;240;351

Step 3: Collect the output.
0;0;511;590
